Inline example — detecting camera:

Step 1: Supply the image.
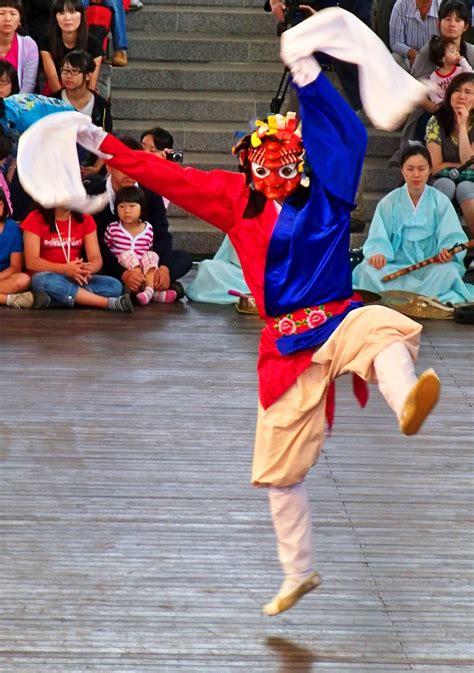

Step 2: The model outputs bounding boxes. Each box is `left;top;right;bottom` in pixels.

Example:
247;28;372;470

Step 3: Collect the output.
166;150;184;163
277;0;319;35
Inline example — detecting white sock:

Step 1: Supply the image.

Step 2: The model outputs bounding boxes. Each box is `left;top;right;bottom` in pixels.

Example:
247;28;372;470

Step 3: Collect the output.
268;482;315;594
373;341;418;418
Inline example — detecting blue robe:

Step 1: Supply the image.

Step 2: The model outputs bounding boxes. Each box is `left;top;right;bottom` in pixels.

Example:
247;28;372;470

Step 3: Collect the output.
352;184;474;304
185;235;250;304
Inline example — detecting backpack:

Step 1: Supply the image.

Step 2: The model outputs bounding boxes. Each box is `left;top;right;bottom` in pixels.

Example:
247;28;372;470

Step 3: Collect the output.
85;3;112;54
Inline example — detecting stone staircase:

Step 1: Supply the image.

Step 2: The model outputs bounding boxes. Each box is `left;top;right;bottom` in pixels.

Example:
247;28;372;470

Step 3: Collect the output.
112;0;401;255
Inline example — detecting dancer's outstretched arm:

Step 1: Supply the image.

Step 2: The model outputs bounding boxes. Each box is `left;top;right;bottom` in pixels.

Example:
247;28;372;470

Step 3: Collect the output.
99;133;245;233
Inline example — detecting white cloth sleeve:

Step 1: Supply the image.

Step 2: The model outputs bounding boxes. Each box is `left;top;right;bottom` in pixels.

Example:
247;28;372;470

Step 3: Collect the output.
279;7;429;131
17;111;110;213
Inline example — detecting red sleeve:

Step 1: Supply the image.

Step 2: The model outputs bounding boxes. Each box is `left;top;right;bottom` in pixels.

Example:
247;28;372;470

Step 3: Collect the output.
20;211;45;236
82;213;97;235
101;134;244;234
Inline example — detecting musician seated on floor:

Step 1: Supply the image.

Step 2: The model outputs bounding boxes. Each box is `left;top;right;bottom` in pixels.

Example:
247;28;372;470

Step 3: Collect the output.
352;144;474;305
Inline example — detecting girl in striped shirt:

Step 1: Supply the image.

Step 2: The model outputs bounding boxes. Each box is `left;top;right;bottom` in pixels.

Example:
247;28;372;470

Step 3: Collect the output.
104;186;177;305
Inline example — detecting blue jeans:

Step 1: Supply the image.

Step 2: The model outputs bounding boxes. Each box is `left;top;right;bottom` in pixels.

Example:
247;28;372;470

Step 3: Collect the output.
32;272;123;307
82;0;128;50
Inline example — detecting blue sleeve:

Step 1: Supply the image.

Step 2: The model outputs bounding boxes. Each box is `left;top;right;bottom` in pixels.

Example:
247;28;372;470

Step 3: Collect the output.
4;94;74;135
297;73;368;206
362;196;395;261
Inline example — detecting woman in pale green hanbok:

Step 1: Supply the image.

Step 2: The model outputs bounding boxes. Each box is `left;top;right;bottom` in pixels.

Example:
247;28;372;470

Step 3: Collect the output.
353;144;474;305
185;235;250;304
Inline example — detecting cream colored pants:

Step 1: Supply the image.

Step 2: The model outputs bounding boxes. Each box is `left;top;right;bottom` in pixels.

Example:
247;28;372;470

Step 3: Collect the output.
253;305;423;589
252;305;422;488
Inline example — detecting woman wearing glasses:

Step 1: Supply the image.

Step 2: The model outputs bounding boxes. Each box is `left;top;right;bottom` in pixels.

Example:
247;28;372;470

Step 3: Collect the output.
51;49;112;186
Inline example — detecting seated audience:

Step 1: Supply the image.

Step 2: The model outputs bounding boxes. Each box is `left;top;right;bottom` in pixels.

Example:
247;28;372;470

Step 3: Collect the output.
425;71;474;234
82;0;128;67
39;0;103;94
389;0;440;71
0;0;39;92
185;234;250;305
21;204;133;311
140;126;175;209
0;64;17;201
140;126;175;160
0;92;73;219
428;34;472;103
140;125;250;305
104;185;177;304
0;185;32;308
91;135;192;299
0;132;13;210
353;144;474;304
391;0;473;163
24;0;52;45
0;58;18;96
51;49;112;185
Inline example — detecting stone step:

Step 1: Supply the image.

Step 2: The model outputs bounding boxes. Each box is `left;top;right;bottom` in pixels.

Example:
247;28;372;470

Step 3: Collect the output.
112;89;275;123
169;213;371;257
126;6;275;35
127;31;279;63
167;189;389;224
364;157;401;192
367;128;400;157
161;153;401;192
144;0;263;6
168;216;224;255
114;118;401;157
111;61;283;93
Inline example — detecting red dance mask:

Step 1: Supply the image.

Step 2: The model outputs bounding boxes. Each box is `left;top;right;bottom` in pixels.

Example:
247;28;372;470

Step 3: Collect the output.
233;113;305;202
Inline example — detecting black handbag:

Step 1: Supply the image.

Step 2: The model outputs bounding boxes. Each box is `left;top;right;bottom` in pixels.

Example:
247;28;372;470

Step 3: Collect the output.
453;303;474;325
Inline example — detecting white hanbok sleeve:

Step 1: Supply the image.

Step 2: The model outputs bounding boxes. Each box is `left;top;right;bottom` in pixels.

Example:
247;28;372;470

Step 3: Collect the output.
279;7;428;131
17;111;109;213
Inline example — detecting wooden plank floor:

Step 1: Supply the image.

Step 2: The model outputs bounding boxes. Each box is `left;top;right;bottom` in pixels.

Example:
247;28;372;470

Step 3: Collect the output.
0;296;473;672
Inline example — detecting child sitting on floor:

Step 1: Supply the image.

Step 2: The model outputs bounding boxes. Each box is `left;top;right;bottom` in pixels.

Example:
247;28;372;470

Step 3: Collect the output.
0;186;33;308
22;203;133;312
104;186;177;305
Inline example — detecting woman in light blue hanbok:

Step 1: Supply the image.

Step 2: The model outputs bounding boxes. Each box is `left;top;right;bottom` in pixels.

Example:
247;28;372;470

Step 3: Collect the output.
353;144;474;305
185;235;250;304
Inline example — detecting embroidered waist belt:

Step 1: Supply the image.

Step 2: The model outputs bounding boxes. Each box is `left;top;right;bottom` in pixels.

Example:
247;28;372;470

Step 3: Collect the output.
270;297;356;336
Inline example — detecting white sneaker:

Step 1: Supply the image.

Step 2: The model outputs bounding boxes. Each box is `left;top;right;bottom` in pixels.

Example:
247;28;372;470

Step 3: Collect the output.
7;291;34;309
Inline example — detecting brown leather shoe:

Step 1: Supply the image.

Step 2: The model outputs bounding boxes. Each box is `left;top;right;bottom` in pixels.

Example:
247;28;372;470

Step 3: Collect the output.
112;50;128;67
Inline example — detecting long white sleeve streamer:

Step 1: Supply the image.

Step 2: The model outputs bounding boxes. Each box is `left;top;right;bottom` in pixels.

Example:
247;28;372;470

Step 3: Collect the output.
280;7;428;131
17;111;109;213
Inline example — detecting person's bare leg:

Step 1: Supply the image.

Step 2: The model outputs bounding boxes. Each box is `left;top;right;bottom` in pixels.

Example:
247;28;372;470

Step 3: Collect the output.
136;268;155;306
74;288;132;312
0;273;33;308
0;272;31;295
